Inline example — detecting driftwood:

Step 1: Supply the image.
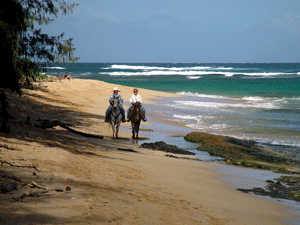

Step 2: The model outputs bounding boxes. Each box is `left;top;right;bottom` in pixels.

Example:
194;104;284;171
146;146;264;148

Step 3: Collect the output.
12;187;67;201
12;190;51;201
36;118;103;139
29;189;51;197
0;160;39;171
29;181;47;190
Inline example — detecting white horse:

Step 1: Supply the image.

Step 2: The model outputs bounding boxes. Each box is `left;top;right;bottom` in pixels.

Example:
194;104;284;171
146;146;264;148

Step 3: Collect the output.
109;96;122;139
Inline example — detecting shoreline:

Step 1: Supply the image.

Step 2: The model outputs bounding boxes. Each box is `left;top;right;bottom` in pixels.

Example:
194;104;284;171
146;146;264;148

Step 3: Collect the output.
0;78;299;224
125;97;300;217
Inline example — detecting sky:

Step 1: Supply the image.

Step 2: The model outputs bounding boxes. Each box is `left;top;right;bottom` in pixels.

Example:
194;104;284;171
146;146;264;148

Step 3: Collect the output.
43;0;300;63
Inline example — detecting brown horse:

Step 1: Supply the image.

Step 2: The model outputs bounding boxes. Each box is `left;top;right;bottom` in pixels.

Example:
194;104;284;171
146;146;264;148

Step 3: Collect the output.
128;103;144;139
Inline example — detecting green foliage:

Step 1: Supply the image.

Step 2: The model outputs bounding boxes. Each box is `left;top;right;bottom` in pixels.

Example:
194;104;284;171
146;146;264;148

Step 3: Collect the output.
19;0;80;63
17;58;40;80
0;0;79;93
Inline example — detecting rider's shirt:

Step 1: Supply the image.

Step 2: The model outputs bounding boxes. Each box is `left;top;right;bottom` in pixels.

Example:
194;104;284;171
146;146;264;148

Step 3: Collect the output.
130;94;142;103
109;94;123;102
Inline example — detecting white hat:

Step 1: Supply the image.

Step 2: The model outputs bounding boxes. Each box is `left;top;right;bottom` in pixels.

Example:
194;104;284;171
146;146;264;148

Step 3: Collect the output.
113;87;120;92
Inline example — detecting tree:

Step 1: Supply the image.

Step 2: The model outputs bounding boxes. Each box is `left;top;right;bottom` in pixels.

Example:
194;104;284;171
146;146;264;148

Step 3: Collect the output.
0;0;26;93
1;0;79;91
0;0;79;132
19;0;80;64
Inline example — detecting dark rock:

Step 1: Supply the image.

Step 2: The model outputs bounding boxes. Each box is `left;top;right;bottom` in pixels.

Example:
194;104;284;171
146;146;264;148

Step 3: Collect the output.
266;180;275;184
165;154;179;158
117;148;138;153
237;175;300;202
0;182;18;193
141;141;195;155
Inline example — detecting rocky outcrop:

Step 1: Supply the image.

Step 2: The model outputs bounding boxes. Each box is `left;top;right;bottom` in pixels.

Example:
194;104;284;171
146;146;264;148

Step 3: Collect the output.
237;176;300;202
141;141;195;155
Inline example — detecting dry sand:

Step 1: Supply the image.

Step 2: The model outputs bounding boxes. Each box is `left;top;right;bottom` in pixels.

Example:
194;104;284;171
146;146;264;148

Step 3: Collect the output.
0;78;298;224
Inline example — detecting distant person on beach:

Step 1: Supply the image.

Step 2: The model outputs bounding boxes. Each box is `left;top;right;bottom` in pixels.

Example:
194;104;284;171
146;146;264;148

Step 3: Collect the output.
105;87;126;123
58;71;71;81
64;71;72;80
127;88;147;122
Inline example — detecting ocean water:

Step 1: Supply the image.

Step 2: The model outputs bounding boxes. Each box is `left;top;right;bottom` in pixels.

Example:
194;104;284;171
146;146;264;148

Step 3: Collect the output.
45;63;300;158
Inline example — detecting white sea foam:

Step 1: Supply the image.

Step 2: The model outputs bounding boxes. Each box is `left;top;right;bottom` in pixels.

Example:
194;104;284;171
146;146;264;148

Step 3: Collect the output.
186;123;229;131
215;67;234;70
187;76;201;79
100;70;296;77
173;114;202;121
176;91;229;100
102;65;297;77
269;140;300;148
172;100;280;110
109;64;238;72
100;71;234;76
80;72;92;76
186;66;211;70
242;96;265;101
110;64;213;71
111;65;163;70
45;67;66;70
255;139;300;148
177;92;293;108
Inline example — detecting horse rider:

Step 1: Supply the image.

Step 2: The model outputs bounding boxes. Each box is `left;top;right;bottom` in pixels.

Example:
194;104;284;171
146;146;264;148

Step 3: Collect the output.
127;88;147;122
105;87;126;123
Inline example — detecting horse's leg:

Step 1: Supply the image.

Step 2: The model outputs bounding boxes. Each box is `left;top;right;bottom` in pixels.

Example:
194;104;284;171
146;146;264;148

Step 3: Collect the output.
136;121;140;139
116;126;118;139
111;121;116;139
116;121;120;139
131;122;135;139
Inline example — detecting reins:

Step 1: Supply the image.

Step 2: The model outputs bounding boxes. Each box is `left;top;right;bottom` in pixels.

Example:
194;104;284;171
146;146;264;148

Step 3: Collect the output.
130;104;142;122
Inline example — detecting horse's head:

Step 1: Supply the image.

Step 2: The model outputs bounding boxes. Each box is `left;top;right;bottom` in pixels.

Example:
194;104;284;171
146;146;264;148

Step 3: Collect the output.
112;96;120;109
130;102;143;121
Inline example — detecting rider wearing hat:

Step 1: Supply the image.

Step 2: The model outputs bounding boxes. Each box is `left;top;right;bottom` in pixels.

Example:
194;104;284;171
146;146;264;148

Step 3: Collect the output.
105;87;126;123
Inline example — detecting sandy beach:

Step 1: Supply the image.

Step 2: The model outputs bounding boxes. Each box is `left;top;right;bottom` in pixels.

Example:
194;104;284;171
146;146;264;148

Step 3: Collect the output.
0;78;298;224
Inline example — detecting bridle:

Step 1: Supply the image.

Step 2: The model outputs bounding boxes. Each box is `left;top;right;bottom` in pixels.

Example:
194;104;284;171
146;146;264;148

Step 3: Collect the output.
111;96;121;118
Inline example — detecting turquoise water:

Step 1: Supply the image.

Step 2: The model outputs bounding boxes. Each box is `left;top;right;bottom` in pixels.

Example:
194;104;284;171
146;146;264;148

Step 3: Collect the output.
45;63;300;97
45;63;300;156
